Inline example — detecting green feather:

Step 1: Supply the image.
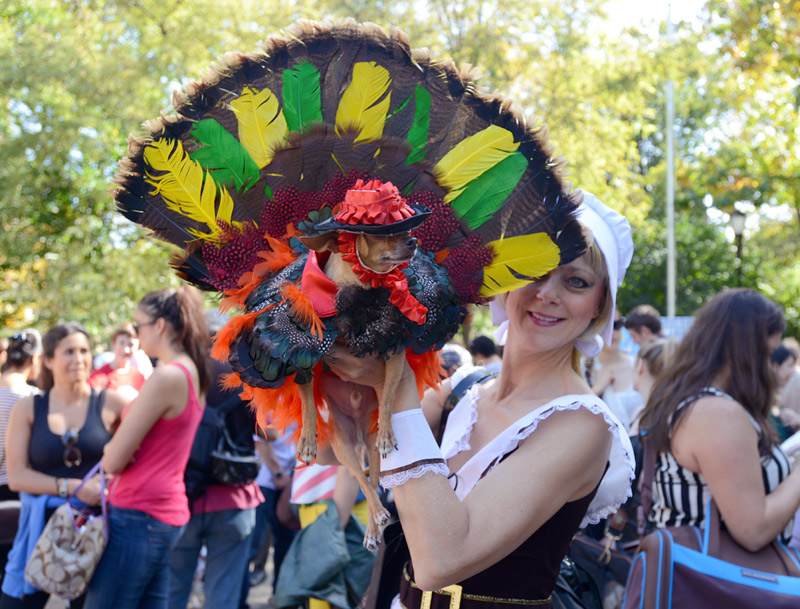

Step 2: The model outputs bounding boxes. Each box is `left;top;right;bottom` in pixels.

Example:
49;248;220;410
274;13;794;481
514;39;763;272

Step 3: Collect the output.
450;151;528;230
282;62;323;132
189;119;260;194
405;86;431;164
386;91;413;119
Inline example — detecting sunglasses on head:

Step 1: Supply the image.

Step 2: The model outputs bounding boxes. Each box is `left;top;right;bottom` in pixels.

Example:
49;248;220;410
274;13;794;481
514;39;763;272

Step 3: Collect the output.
613;318;626;331
10;331;34;348
61;428;82;469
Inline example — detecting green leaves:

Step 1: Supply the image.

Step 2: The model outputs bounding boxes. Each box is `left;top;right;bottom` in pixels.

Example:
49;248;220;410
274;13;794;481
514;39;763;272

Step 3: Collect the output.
450;152;528;230
189;119;260;194
282;62;323;133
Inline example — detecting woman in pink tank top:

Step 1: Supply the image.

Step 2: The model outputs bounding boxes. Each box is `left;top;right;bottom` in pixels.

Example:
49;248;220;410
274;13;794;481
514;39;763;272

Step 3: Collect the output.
84;287;209;609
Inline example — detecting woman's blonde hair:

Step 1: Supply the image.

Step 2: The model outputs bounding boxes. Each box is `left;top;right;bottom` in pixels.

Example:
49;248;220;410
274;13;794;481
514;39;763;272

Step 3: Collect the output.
569;233;613;374
575;235;613;343
636;337;679;378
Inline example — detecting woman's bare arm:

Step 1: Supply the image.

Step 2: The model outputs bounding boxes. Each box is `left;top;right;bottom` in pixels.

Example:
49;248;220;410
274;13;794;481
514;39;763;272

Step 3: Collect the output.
392;403;611;590
672;396;800;551
102;366;186;474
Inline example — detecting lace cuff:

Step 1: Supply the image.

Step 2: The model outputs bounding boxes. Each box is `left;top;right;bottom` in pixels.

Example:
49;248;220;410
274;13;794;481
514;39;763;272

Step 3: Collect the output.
380;460;450;489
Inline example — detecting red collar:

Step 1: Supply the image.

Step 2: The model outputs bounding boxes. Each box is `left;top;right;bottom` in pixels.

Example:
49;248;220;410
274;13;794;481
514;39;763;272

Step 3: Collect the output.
301;251;338;318
337;234;428;325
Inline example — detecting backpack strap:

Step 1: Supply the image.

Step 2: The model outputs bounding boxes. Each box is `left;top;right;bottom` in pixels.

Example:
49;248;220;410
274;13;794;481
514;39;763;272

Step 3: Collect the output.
436;369;497;445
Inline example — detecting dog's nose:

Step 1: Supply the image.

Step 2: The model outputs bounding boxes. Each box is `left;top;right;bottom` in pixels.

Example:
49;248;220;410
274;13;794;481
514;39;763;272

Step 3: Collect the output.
406;236;417;248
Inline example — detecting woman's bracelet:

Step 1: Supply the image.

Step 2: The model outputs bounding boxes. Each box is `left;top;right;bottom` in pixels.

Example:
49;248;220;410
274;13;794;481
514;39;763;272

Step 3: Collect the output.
380;409;449;488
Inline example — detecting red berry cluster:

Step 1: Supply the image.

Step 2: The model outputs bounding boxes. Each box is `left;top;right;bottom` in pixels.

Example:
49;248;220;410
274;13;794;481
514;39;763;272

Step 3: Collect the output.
258;171;371;238
409;191;459;252
441;234;494;303
202;222;268;291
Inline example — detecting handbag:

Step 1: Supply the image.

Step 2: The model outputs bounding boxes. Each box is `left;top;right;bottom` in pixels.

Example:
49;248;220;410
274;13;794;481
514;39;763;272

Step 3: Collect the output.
623;434;800;609
566;530;633;609
24;461;108;600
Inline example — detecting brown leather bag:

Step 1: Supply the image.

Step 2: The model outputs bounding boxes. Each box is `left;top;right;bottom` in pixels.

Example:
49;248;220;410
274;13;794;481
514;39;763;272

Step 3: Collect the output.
24;461;108;600
623;436;800;608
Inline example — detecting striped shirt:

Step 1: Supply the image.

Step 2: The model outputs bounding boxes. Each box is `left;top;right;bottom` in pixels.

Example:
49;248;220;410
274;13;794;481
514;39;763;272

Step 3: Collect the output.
0;384;40;486
649;387;793;542
290;462;338;505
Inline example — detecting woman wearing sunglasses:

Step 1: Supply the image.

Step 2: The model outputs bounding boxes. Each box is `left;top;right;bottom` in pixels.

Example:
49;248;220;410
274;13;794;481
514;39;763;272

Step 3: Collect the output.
1;322;127;609
83;286;209;609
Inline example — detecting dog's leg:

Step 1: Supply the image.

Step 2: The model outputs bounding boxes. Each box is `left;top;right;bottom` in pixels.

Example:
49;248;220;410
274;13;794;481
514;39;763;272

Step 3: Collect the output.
376;352;404;458
329;411;387;550
368;429;390;527
296;381;317;465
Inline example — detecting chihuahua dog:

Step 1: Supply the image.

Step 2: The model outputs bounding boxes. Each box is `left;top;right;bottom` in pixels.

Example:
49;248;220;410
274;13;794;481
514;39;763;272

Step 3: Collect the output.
295;230;418;548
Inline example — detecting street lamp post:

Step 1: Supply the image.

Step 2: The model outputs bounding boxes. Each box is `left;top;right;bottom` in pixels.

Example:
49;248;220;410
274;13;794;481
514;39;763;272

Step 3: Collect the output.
730;210;746;286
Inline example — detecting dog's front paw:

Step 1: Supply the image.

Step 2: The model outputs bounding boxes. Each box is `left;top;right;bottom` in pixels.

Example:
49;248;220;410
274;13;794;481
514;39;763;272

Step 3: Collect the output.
376;429;397;459
363;529;381;552
374;507;391;527
297;434;317;465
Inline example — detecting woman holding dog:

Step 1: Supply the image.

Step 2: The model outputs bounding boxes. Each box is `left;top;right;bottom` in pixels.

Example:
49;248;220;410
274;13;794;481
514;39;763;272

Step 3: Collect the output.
327;193;635;607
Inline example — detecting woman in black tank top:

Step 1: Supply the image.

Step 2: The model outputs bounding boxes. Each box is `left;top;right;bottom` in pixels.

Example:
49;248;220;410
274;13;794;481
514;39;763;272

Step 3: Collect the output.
1;322;127;609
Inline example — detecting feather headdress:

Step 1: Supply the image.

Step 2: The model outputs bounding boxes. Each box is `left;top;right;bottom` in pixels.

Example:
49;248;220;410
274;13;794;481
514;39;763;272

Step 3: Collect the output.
113;19;587;435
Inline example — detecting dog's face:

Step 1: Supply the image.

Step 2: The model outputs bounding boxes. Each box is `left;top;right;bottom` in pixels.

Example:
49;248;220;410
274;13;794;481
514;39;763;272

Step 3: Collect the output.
298;230;418;274
355;232;417;273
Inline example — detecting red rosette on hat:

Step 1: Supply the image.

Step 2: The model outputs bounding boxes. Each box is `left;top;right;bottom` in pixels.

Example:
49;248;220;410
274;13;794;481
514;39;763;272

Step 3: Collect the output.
314;179;431;234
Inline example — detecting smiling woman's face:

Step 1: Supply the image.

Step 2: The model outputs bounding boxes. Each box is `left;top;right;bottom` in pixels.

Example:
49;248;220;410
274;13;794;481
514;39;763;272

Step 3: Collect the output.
504;255;605;353
44;332;92;385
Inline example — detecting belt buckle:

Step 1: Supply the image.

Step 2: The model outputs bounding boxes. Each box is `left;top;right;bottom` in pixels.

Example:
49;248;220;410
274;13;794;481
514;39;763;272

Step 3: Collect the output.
420;584;463;609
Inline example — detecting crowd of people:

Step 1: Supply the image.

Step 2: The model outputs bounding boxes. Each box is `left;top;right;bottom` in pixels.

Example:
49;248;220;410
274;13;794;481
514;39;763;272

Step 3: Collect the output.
1;212;800;609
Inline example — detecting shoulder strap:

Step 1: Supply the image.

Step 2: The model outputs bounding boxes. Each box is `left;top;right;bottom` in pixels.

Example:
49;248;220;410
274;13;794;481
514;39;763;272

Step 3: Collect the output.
437;369;496;445
636;439;656;537
88;387;106;412
33;391;47;416
445;369;496;410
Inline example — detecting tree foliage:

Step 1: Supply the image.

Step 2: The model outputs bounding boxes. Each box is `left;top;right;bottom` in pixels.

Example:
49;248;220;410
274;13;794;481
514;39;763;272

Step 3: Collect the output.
1;0;798;339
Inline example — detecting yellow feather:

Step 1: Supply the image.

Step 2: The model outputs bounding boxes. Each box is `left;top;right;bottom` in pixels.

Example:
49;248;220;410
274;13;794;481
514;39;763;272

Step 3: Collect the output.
335;62;392;143
480;233;560;297
230;87;288;168
434;125;519;204
143;139;228;241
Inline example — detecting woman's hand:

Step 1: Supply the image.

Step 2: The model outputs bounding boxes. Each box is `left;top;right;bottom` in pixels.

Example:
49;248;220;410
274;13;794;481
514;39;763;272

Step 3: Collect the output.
74;475;104;506
325;344;387;392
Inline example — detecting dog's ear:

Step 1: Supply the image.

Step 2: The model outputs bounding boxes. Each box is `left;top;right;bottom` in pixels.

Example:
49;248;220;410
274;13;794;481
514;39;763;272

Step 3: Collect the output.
299;232;340;253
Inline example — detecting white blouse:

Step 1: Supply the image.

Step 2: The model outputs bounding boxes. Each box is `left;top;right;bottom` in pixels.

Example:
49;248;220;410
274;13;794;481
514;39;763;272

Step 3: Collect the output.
440;385;636;528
